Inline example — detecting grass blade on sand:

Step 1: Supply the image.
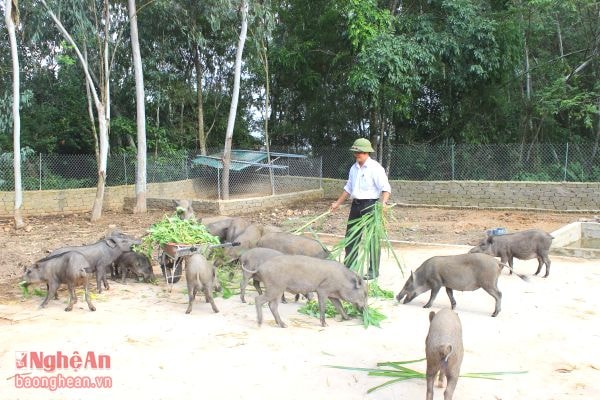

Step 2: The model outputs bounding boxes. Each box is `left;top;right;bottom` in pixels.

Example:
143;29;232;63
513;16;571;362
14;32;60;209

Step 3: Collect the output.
328;359;527;394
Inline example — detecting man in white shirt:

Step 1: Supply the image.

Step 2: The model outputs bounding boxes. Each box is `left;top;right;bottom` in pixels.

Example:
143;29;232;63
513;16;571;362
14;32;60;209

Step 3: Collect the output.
330;138;391;279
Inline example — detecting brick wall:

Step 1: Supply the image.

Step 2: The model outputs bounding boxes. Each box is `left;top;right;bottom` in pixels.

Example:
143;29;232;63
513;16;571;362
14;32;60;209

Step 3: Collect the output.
322;178;600;212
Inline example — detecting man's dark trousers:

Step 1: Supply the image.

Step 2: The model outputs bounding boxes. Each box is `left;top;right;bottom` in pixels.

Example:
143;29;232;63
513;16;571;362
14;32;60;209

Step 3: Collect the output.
344;198;381;278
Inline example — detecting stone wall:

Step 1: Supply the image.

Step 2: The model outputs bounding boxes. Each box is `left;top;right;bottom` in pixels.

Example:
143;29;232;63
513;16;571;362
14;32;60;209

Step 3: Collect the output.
0;179;198;217
322;178;600;212
2;176;597;217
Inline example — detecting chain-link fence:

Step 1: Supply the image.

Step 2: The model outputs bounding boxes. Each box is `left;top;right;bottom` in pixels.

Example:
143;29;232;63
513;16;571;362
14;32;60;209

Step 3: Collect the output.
316;143;600;182
0;143;597;193
0;150;323;198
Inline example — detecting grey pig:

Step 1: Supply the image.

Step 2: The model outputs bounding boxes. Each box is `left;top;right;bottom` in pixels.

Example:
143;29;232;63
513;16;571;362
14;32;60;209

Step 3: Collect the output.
114;251;154;283
184;254;219;314
224;223;267;261
175;199;195;220
396;253;528;317
23;251;96;312
205;217;251;243
426;309;463;400
257;232;329;259
239;247;312;304
239;247;284;303
470;229;553;277
254;255;367;328
49;234;139;293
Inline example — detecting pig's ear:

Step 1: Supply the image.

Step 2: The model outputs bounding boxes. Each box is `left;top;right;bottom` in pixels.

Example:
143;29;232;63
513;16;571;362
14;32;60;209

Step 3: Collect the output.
105;238;117;248
354;276;364;289
428;311;436;322
486;236;494;244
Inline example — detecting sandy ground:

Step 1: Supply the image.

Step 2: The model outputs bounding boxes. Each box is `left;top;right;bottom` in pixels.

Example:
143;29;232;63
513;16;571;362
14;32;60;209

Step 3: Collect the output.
1;242;599;400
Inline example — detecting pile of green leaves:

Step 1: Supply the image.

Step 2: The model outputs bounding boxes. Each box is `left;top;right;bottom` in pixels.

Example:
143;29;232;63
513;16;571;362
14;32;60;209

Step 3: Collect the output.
136;214;220;257
298;299;360;319
329;359;527;394
368;281;394;299
298;300;386;328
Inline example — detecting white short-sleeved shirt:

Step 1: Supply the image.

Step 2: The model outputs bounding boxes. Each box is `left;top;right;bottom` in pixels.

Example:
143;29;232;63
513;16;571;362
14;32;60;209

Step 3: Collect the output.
343;157;391;200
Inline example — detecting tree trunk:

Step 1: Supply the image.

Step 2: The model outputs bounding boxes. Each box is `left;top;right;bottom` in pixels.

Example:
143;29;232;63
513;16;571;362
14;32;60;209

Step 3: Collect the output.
194;45;207;155
5;0;25;229
129;0;147;214
263;43;274;196
83;44;100;164
91;105;109;221
222;0;248;200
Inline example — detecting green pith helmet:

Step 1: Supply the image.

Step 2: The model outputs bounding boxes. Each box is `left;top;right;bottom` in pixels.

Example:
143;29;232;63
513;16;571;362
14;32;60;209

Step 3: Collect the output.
349;138;375;153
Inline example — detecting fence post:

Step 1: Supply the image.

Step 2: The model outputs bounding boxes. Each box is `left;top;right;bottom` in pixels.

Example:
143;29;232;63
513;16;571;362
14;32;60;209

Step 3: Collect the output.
123;153;127;185
563;142;569;181
39;153;42;190
451;144;455;180
217;167;221;200
319;155;323;190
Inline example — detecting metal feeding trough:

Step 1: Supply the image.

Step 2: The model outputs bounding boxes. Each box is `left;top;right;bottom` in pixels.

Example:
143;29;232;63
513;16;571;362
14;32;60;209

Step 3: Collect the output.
550;221;600;259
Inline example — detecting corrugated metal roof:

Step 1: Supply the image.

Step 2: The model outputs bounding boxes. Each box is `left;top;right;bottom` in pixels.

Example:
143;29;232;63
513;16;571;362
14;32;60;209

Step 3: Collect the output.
191;150;305;171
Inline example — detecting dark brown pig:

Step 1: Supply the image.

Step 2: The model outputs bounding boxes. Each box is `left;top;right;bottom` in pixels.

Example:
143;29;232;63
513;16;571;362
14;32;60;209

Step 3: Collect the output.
396;253;528;317
22;251;96;312
183;254;219;314
114;251;154;283
425;309;464;400
254;255;367;328
470;229;553;277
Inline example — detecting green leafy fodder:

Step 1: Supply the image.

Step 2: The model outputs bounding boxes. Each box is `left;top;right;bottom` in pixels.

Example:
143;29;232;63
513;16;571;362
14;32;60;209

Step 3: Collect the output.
328;358;527;394
298;300;385;328
330;202;403;278
136;214;220;258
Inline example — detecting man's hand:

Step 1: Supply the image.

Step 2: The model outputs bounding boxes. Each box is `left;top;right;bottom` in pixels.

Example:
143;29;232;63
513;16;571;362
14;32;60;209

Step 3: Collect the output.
330;202;340;212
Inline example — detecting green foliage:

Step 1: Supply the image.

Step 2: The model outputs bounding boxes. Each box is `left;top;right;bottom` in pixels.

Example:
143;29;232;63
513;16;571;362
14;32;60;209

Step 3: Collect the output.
329;359;527;394
136;214;220;258
297;299;386;328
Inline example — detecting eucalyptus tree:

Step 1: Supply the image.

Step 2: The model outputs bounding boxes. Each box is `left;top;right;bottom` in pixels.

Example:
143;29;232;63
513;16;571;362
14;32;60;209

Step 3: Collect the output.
4;0;25;228
40;0;122;221
222;0;248;200
248;0;275;193
127;0;147;213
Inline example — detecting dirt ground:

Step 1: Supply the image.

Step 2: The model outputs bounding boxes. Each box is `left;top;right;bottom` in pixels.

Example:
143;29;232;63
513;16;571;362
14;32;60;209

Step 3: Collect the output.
0;200;598;399
0;199;593;291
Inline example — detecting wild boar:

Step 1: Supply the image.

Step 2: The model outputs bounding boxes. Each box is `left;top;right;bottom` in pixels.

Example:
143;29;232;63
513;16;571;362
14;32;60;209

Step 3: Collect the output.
22;251;96;312
470;229;553;277
254;255;367;328
426;309;464;400
175;199;195;220
239;247;311;304
239;247;284;303
257;232;329;259
396;253;528;317
49;234;139;293
206;217;251;243
224;223;266;261
183;254;219;314
114;251;154;283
